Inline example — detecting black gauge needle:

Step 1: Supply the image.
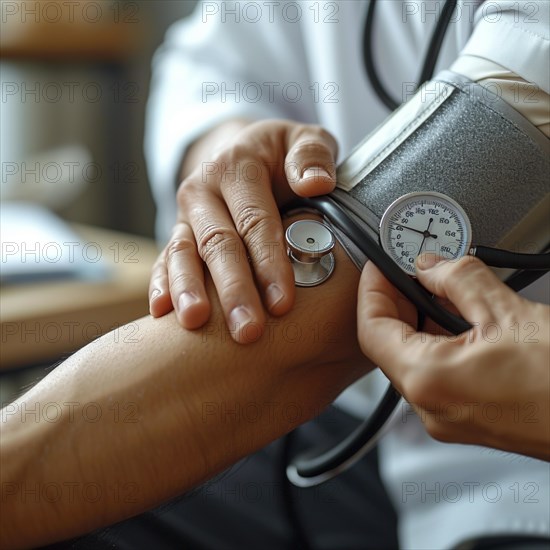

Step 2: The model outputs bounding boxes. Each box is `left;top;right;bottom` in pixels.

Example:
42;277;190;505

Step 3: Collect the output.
418;218;435;255
394;223;438;239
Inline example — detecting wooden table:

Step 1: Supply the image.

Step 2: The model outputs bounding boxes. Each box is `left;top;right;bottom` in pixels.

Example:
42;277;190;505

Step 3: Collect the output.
1;225;159;370
0;1;144;61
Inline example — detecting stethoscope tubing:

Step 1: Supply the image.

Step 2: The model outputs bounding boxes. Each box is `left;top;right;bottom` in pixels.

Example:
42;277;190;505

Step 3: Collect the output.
284;0;549;486
283;194;549;485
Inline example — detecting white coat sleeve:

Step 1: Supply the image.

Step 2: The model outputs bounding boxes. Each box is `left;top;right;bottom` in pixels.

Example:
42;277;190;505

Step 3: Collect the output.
460;0;549;92
144;1;318;243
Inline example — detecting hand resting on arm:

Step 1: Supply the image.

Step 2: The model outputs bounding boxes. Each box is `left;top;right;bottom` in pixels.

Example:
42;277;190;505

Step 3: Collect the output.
1;214;369;549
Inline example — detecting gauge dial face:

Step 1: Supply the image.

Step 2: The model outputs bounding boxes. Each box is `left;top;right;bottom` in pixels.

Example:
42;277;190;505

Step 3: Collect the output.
379;192;472;275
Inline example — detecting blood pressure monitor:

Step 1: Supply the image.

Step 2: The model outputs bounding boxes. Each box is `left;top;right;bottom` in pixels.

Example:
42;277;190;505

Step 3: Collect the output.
283;61;549;487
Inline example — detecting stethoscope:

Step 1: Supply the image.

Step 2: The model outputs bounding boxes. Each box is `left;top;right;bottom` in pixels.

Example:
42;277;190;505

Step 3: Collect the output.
282;0;550;490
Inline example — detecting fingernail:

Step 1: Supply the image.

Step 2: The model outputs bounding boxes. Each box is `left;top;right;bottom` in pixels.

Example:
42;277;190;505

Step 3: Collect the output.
416;253;444;270
229;306;253;330
266;283;285;310
302;167;331;180
150;289;161;302
178;291;199;312
286;164;300;184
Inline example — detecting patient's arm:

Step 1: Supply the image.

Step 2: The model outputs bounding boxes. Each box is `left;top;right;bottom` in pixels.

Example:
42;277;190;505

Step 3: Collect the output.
0;216;367;549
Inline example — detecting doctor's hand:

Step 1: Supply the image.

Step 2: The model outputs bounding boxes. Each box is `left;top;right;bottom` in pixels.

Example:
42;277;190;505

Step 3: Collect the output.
148;119;338;343
357;254;550;461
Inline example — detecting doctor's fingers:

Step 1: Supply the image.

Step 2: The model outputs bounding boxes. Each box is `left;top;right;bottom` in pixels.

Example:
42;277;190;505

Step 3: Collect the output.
149;251;173;318
284;125;338;197
357;261;483;406
179;153;295;325
165;222;211;329
149;222;210;328
177;185;267;344
415;254;523;328
217;157;295;318
356;261;441;393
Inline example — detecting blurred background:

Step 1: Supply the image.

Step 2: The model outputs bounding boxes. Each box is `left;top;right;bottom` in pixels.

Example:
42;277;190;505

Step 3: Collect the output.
1;0;198;234
1;0;198;400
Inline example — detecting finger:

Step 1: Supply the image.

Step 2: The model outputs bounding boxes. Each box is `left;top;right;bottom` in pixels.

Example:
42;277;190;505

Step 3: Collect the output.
184;192;265;344
357;261;431;384
354;261;453;338
415;254;522;326
220;160;295;317
284;125;338;196
149;253;173;318
165;222;211;330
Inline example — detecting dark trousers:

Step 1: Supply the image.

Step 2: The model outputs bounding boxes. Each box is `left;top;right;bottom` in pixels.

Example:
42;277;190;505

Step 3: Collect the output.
43;407;399;549
39;404;550;550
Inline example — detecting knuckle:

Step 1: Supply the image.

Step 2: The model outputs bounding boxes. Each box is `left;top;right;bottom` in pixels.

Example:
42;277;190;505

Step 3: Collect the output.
218;276;247;298
152;255;166;272
168;271;194;292
166;238;196;262
294;123;337;150
197;227;239;264
222;141;249;159
176;177;200;207
217;143;254;169
253;239;283;271
149;272;166;290
235;206;273;243
404;356;454;407
434;257;473;294
311;125;337;148
150;270;166;288
291;139;331;160
448;255;482;280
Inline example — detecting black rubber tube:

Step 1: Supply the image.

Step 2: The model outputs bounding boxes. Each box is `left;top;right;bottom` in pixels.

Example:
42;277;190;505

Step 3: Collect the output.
287;196;472;335
363;0;458;111
283;195;549;482
475;246;550;270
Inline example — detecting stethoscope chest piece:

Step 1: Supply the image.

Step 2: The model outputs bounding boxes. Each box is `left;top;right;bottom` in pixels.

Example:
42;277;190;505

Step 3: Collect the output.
285;220;335;287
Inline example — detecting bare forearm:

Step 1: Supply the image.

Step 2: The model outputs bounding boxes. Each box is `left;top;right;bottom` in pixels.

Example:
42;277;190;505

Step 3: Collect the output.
1;225;366;549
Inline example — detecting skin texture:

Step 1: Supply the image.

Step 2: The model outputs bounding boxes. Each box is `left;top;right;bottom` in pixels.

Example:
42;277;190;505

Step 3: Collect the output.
0;215;369;550
149;119;339;343
357;254;550;461
149;116;549;462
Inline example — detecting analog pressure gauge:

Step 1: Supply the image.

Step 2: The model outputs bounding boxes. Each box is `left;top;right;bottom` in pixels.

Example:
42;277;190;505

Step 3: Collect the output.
379;192;472;275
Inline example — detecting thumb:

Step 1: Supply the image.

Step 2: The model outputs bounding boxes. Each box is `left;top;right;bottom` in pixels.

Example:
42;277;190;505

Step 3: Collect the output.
415;253;521;325
284;125;338;197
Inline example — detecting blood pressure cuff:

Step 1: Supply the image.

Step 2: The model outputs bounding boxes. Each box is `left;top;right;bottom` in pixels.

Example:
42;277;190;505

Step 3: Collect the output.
328;71;550;275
